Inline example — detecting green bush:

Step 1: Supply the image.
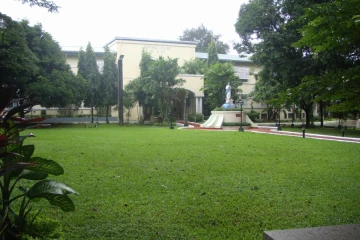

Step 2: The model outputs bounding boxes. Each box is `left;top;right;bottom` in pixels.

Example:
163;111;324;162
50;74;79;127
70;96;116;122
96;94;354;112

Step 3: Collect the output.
222;122;251;126
0;88;78;239
213;107;239;111
187;113;204;122
40;110;46;116
246;110;260;122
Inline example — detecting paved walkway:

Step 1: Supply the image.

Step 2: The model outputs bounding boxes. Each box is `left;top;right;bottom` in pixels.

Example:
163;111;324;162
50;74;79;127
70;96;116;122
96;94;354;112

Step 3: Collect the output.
179;122;360;144
247;127;360;144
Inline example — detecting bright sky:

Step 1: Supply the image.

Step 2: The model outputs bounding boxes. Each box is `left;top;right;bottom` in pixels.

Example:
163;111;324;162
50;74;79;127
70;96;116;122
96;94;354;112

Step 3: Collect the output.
3;0;249;53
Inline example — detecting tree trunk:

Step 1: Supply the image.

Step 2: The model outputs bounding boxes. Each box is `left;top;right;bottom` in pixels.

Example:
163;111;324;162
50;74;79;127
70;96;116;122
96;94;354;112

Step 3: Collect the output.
303;104;313;127
304;109;311;127
106;105;109;124
319;101;324;127
91;106;94;123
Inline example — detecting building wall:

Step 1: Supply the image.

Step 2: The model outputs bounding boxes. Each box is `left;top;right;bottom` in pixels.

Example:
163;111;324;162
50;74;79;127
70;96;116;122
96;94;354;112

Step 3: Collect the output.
107;38;197;86
178;74;204;98
61;38;267;122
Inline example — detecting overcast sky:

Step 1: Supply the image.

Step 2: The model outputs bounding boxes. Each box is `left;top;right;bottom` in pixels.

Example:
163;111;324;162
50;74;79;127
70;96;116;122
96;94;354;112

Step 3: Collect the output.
3;0;249;53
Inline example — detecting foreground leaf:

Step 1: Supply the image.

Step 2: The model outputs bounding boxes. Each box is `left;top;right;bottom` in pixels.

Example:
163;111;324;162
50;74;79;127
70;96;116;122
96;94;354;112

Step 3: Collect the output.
26;157;64;176
27;180;78;212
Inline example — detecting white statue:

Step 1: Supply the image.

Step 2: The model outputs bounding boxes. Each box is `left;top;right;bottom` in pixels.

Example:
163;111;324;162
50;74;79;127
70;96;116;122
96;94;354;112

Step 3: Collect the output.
225;83;231;103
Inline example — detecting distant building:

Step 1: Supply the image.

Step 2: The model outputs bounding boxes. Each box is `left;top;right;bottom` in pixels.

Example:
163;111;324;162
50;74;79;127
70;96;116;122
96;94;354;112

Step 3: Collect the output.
60;37;268;123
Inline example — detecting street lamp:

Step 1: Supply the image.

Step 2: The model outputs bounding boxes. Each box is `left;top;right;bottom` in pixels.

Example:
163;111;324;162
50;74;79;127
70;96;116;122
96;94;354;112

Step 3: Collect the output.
118;55;124;126
237;99;244;132
184;93;188;127
277;109;282;131
291;104;295;127
169;100;174;129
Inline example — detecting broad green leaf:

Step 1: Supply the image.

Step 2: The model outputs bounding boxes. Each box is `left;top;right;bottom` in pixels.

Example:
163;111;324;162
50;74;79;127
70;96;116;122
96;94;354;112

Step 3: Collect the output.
27;180;78;212
35;193;75;212
4;145;34;165
18;169;48;180
21;145;35;161
27;157;64;176
28;180;78;196
0;163;33;177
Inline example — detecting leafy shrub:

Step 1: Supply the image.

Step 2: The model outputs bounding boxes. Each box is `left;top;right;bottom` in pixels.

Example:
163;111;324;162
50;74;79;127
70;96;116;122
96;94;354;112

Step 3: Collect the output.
246;110;260;122
222;122;251;126
187;113;204;122
0;87;78;239
40;110;46;117
213;107;239;111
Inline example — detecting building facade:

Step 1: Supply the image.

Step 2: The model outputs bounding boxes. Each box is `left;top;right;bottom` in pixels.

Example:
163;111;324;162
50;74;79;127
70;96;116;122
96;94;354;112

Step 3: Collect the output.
61;37;263;123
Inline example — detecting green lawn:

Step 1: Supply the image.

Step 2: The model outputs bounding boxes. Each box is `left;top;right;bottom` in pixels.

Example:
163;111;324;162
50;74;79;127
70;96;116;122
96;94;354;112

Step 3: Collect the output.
24;125;360;239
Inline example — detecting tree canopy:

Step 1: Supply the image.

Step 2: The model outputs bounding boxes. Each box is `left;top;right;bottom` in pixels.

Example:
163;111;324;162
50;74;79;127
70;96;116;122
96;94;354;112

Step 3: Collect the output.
203;62;241;110
235;0;360;125
18;0;60;12
125;51;184;122
179;24;230;54
0;13;84;109
181;58;206;75
293;0;360;114
77;43;101;122
101;46;118;123
235;0;333;125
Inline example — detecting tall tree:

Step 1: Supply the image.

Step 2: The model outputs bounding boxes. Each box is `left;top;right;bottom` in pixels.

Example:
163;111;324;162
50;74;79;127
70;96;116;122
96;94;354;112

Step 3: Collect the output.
150;56;184;121
101;46;118;123
293;0;360;115
78;43;101;123
125;51;155;120
0;14;84;112
179;24;230;54
0;13;38;94
125;51;184;122
235;0;326;126
77;48;86;78
207;38;219;67
181;58;206;75
201;38;221;115
203;62;241;110
19;21;85;109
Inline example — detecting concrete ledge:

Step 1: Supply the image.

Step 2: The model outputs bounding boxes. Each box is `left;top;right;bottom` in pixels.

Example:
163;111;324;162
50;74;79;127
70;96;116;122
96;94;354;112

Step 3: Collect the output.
264;224;360;240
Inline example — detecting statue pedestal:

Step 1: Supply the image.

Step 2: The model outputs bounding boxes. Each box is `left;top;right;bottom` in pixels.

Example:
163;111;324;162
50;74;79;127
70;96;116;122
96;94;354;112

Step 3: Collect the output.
221;103;237;109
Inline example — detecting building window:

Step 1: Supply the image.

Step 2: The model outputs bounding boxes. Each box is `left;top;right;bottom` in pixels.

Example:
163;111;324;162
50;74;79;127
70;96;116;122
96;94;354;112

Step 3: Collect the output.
288;113;294;119
234;67;249;81
261;113;267;119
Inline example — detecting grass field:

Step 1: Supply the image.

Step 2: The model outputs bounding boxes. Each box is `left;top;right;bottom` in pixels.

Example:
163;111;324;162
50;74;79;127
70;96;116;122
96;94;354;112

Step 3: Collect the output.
23;125;360;239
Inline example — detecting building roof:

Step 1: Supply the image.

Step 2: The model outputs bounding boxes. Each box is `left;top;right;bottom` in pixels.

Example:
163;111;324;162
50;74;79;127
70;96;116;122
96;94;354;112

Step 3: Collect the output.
60;42;253;63
61;46;106;56
106;36;197;47
195;52;252;63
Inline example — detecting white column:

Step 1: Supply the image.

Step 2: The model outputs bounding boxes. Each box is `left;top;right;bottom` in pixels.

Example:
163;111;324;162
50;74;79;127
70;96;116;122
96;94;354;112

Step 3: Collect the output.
195;97;203;114
199;97;203;114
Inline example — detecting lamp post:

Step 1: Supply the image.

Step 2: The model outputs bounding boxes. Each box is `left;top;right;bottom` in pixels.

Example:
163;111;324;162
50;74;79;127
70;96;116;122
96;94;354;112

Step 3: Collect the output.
184;93;188;127
277;109;282;131
291;104;295;127
118;55;124;126
169;100;174;129
237;99;244;132
302;124;305;138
